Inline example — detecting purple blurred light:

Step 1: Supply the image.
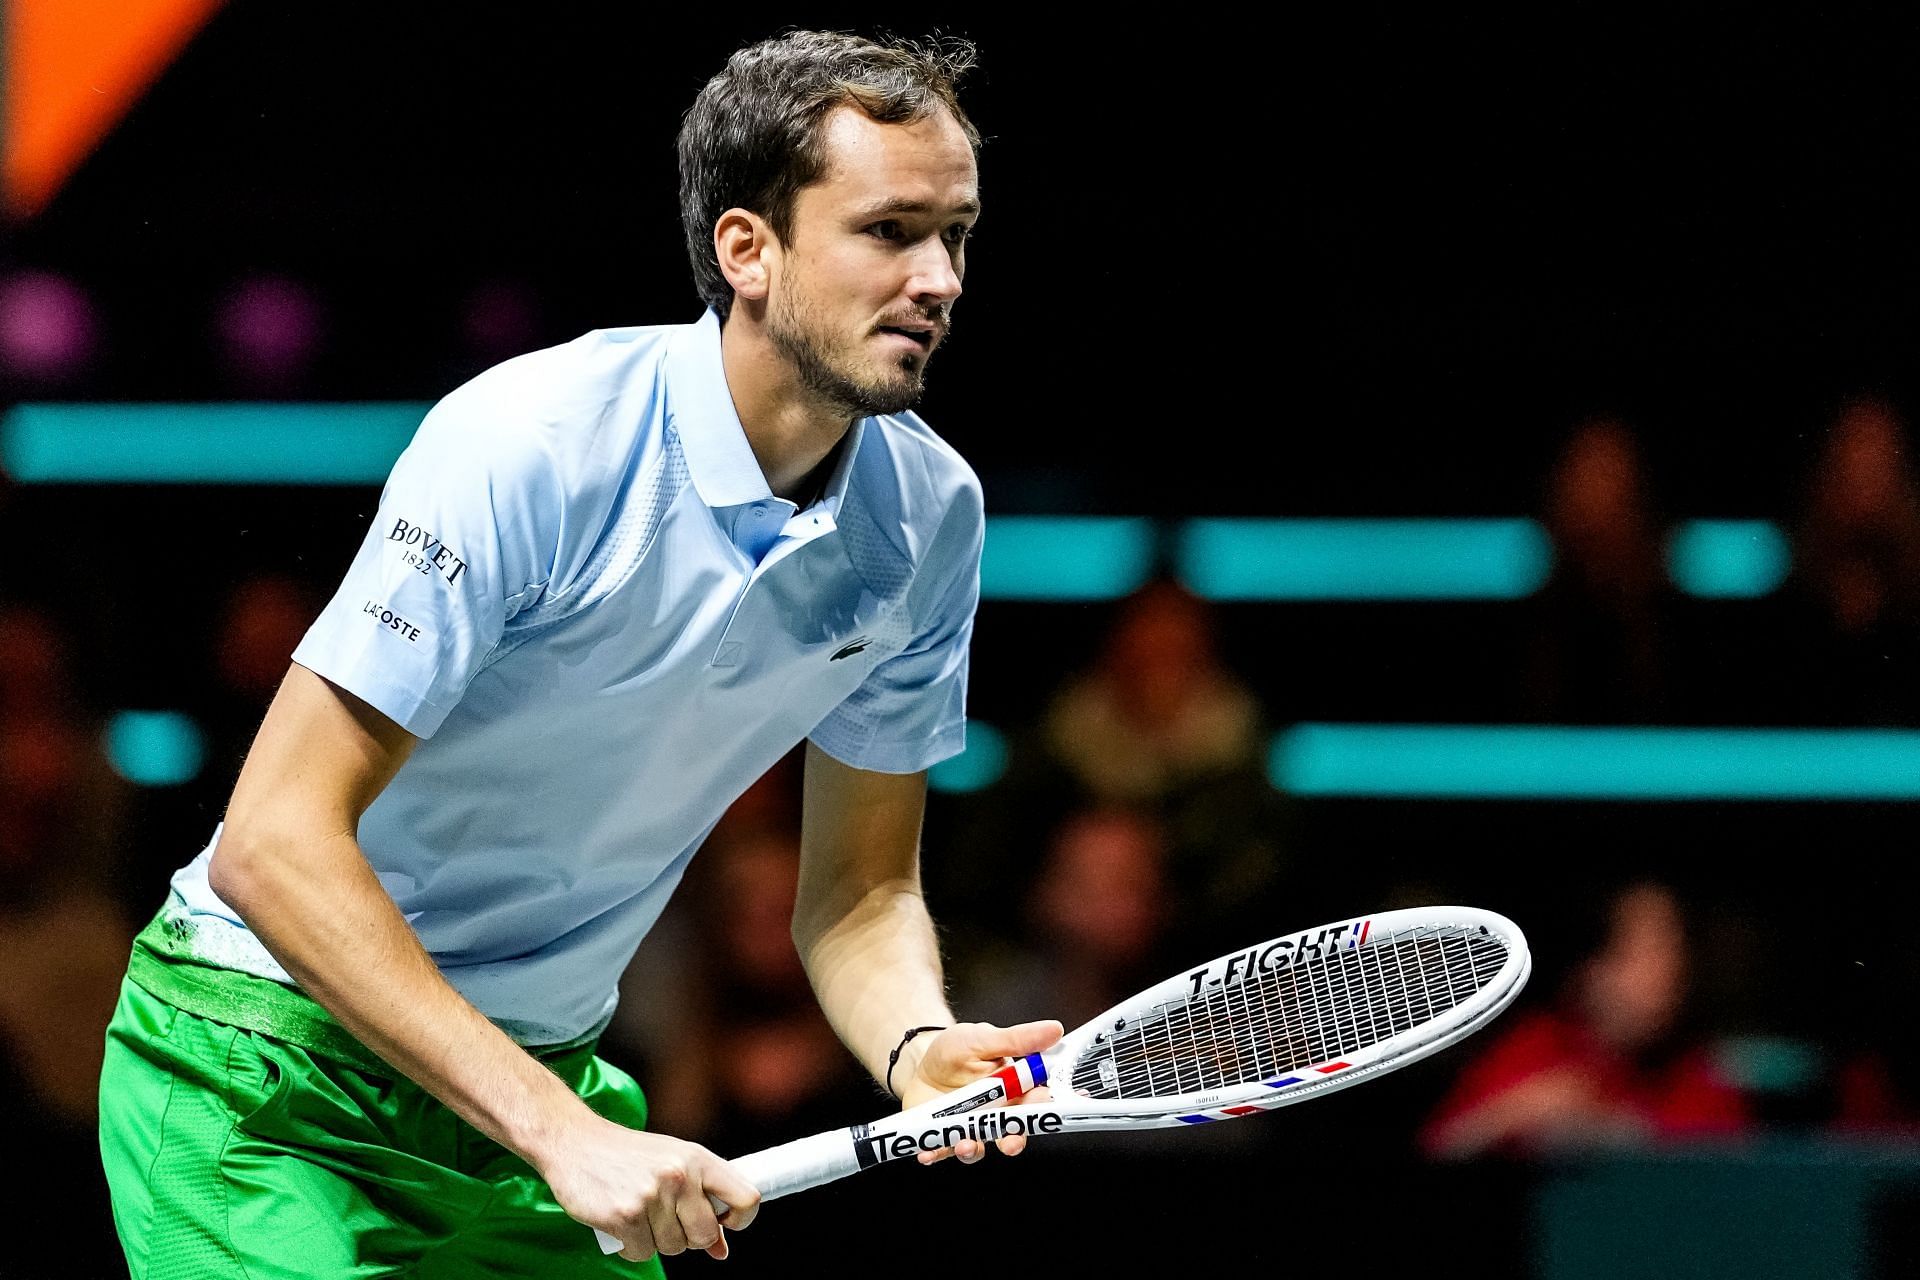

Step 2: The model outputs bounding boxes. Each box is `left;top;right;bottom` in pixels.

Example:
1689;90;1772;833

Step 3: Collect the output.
217;275;323;385
462;280;539;357
0;271;99;381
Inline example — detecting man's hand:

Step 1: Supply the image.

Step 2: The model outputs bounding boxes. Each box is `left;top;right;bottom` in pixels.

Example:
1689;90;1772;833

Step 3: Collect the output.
540;1114;761;1263
899;1019;1065;1165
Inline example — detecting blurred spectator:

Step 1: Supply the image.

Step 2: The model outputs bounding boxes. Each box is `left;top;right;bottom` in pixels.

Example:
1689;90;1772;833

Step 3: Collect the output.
937;577;1290;960
0;608;144;1277
1041;577;1265;804
1768;396;1920;724
1516;416;1685;723
957;805;1171;1033
0;605;124;893
1419;879;1750;1160
215;573;319;703
198;572;322;790
0;605;134;1126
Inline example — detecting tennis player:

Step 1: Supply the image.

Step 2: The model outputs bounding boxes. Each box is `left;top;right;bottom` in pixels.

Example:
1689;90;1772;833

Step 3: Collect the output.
99;30;1060;1276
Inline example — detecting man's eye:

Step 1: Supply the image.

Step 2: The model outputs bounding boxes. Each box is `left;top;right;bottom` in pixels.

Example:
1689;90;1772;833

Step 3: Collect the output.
944;224;973;246
868;220;904;241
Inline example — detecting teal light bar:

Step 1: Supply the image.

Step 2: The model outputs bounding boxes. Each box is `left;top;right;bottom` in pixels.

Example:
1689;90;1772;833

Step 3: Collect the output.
105;711;206;787
0;403;1801;607
1669;520;1792;598
980;516;1156;600
1177;518;1552;600
1272;723;1920;800
928;721;1009;793
0;403;429;484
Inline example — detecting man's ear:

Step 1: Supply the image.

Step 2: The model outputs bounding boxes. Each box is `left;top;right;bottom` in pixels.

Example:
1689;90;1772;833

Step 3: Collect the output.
715;209;774;302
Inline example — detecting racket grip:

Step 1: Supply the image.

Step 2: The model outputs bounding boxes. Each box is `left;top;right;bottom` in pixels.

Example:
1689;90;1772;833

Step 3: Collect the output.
593;1129;862;1254
726;1130;863;1201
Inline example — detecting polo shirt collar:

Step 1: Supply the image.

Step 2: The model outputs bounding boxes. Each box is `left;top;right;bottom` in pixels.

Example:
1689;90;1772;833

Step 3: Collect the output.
666;308;868;515
666;309;773;509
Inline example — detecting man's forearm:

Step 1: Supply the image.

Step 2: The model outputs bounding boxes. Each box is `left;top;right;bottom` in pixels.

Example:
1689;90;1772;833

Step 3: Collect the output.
794;876;953;1090
210;826;598;1169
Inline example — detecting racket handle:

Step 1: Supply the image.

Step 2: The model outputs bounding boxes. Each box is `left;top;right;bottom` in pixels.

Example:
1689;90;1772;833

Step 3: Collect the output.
593;1129;861;1254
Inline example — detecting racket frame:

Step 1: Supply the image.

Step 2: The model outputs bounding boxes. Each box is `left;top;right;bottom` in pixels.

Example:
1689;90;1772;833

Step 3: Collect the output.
1030;903;1531;1128
594;904;1528;1253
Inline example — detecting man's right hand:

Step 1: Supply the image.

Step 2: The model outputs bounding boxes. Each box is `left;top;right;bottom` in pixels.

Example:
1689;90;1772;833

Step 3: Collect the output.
539;1114;762;1262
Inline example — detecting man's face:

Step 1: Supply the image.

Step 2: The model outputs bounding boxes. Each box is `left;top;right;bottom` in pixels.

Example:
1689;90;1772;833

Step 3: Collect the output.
766;104;978;416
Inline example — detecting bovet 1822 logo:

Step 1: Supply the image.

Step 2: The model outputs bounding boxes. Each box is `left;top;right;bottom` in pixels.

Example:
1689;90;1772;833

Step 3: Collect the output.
387;517;469;586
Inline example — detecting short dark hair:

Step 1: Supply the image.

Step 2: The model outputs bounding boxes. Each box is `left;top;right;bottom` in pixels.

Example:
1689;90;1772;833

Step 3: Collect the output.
678;30;981;319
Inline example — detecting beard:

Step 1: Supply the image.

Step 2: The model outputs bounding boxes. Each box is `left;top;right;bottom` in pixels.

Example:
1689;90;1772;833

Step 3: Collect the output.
767;288;935;418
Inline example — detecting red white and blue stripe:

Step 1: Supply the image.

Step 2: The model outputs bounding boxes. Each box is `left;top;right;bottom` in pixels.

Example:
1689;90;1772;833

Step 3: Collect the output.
1176;1061;1353;1123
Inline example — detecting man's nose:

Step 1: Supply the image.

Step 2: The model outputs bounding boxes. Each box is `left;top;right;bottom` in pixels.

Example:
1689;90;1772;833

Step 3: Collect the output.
908;241;963;307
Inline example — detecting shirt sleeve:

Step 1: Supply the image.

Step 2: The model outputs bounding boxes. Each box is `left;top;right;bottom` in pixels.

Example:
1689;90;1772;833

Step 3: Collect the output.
291;393;563;738
808;476;983;775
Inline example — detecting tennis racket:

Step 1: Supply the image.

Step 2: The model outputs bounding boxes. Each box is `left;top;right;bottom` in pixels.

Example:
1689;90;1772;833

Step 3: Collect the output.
595;903;1528;1253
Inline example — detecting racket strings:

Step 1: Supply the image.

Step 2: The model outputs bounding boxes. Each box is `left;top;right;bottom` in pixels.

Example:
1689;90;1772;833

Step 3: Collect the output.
1071;925;1510;1101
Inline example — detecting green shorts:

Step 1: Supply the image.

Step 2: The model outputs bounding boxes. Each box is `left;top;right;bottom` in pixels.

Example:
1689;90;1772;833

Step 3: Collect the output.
98;929;663;1279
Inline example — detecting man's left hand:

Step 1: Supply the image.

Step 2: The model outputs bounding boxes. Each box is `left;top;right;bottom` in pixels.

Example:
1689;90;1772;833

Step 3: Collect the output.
899;1019;1065;1165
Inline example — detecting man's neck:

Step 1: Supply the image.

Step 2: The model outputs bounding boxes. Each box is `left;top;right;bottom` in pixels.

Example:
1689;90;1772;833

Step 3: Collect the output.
718;311;855;504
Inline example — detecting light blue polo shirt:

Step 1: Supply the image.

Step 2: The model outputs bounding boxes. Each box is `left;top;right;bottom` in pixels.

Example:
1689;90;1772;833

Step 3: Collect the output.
165;309;983;1044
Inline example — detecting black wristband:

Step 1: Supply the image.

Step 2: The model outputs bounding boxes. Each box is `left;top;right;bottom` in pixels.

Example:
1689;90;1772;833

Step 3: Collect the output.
885;1024;948;1098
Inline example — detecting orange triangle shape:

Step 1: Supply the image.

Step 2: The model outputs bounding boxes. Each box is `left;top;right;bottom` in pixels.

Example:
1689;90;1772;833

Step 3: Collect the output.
4;0;225;218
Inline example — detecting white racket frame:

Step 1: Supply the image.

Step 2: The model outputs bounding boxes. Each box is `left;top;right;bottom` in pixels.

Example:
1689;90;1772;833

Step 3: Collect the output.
596;904;1529;1254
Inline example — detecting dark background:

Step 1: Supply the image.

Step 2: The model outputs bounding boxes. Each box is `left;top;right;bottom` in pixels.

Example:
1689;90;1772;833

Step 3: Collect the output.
13;8;1920;512
6;7;1920;1277
9;7;1920;777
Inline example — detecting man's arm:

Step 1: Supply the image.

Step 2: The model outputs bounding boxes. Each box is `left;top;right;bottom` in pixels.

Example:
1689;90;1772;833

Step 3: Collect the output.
209;663;757;1262
794;742;1060;1162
